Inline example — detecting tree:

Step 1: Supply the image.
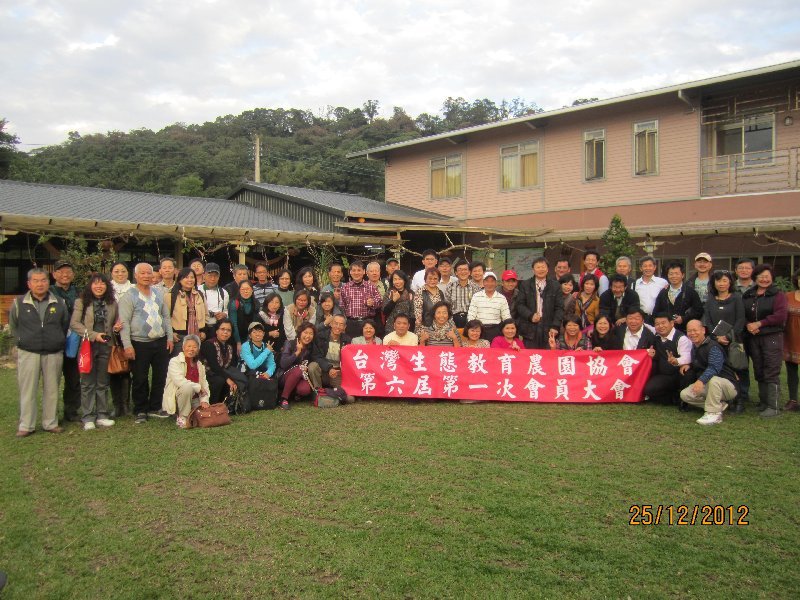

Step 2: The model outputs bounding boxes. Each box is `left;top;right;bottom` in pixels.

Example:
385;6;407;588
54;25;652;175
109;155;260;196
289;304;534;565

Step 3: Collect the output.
600;215;637;275
56;233;118;289
362;100;380;124
571;98;599;107
173;174;205;196
0;118;20;179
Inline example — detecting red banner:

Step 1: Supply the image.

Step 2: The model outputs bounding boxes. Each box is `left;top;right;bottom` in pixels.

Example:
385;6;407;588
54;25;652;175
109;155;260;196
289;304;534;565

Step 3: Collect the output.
341;346;652;403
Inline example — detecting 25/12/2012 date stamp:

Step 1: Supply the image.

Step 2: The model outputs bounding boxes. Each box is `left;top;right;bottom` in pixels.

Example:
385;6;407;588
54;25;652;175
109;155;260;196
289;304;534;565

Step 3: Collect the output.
629;504;749;526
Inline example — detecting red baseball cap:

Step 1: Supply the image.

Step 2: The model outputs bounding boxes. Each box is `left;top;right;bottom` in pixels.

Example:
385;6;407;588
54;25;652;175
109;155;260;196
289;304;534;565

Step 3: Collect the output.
501;270;518;281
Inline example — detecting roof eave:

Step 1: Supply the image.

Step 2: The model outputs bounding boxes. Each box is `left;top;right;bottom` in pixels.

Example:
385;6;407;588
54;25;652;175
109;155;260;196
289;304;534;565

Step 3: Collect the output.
0;213;401;246
229;182;347;217
347;59;800;158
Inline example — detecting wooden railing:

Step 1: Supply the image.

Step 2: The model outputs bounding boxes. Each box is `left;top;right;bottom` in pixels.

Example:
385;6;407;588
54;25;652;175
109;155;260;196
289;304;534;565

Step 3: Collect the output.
701;147;800;196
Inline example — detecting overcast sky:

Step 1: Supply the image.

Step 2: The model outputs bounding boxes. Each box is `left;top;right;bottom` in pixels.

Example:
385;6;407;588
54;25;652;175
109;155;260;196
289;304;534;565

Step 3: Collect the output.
3;0;799;148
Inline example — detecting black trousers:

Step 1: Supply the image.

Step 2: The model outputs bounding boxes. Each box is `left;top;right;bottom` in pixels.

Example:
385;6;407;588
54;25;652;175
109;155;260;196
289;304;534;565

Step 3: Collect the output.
747;332;783;385
645;373;686;404
62;355;82;419
482;324;501;344
207;368;247;404
130;338;170;414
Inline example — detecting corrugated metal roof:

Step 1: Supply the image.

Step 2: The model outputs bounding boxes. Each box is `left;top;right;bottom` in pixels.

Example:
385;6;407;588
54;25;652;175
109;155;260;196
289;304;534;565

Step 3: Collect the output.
0;179;324;233
231;181;448;221
347;59;800;158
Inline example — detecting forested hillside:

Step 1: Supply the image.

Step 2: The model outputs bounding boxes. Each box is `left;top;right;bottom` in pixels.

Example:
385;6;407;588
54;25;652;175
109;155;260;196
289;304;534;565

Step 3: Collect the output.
5;98;540;201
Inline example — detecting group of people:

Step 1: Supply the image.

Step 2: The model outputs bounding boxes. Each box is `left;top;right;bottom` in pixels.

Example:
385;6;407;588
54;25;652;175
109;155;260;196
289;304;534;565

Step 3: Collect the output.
9;247;800;434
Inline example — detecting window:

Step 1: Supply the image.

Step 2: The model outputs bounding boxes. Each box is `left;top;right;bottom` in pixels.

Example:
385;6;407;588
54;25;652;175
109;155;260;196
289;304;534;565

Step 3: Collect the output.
500;141;539;189
430;154;462;199
634;121;658;175
715;113;774;165
584;129;605;180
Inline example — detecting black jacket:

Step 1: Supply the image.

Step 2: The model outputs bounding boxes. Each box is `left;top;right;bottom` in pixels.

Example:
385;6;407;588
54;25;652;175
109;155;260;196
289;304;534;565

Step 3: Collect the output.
613;324;657;350
516;277;564;344
310;329;352;372
10;292;69;354
599;289;640;322
653;286;703;331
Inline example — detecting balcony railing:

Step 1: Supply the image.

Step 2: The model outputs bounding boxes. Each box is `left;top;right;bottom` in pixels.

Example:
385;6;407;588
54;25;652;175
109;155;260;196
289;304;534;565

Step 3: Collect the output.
701;147;800;196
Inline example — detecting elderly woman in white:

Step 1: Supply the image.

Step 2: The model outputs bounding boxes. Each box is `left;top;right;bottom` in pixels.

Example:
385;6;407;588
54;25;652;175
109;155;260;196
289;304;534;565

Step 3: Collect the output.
162;334;210;428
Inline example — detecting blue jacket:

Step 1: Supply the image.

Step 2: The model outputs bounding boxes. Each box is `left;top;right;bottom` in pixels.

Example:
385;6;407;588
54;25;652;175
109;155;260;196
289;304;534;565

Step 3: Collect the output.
240;341;276;376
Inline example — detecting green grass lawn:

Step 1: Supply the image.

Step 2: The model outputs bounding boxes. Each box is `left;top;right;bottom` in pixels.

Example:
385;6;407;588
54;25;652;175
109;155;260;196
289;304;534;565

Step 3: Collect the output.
1;366;799;599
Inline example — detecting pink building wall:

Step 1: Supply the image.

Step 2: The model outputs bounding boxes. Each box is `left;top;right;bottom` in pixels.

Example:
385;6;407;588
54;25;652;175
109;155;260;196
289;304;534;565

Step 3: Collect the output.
383;89;800;229
385;93;701;223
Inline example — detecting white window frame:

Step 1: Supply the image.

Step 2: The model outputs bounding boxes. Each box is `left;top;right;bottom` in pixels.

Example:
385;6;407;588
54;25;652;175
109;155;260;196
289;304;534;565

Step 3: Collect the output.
499;140;540;191
584;129;606;181
633;120;658;176
429;153;463;199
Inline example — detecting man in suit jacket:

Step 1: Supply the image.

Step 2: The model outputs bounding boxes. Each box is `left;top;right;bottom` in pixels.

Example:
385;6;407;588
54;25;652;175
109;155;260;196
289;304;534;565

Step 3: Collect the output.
613;307;658;353
599;275;641;326
516;257;564;349
653;261;703;332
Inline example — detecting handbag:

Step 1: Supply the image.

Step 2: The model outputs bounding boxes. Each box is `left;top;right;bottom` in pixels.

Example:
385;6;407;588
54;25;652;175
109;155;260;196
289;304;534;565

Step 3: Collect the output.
224;389;245;416
727;338;748;371
247;373;278;410
78;334;92;374
189;402;231;428
107;345;130;374
65;330;81;358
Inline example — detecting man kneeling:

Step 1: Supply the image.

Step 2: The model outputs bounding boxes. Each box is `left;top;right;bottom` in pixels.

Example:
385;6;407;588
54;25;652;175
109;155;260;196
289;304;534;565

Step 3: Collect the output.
679;320;738;426
308;315;355;403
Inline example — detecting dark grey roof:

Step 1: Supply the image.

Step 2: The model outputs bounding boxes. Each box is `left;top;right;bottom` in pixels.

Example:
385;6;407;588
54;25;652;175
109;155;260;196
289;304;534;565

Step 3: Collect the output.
0;180;325;233
231;181;448;221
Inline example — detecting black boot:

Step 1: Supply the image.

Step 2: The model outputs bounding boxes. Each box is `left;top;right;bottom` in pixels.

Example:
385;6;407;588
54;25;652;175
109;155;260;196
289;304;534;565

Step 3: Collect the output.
759;383;781;418
732;398;745;414
757;382;768;412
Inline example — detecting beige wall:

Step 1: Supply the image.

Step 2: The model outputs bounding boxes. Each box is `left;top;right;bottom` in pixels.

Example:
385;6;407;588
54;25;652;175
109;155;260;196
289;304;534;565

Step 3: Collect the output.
385;93;701;220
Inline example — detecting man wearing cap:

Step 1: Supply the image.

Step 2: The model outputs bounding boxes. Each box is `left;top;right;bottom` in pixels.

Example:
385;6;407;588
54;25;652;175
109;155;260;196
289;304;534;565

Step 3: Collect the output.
382;258;400;292
517;257;564;349
51;259;82;422
499;270;521;320
198;262;229;340
467;271;511;341
10;267;70;436
692;253;713;306
437;256;454;291
445;260;480;329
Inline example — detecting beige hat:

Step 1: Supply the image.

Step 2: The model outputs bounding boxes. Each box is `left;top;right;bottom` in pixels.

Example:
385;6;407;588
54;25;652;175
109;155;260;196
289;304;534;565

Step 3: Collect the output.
694;252;712;262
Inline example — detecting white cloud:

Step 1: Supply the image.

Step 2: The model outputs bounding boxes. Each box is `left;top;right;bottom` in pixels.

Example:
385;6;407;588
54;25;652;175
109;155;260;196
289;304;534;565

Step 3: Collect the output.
1;0;799;146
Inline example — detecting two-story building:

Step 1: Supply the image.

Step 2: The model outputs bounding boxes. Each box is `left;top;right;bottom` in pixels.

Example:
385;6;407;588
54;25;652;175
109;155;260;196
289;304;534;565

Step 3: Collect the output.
348;60;800;278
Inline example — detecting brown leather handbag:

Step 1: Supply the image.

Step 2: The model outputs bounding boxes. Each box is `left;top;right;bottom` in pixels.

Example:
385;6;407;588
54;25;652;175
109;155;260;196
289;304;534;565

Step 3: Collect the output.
189;403;231;428
107;346;130;374
107;333;130;374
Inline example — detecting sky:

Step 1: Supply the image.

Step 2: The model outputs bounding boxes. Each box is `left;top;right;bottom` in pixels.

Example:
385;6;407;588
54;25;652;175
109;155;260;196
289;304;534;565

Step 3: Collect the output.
3;0;800;148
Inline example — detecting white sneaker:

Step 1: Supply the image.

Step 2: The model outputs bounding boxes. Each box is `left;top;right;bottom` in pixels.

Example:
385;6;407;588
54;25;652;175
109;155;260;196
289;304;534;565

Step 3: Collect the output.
96;418;115;427
176;416;188;429
83;421;96;431
697;412;722;425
